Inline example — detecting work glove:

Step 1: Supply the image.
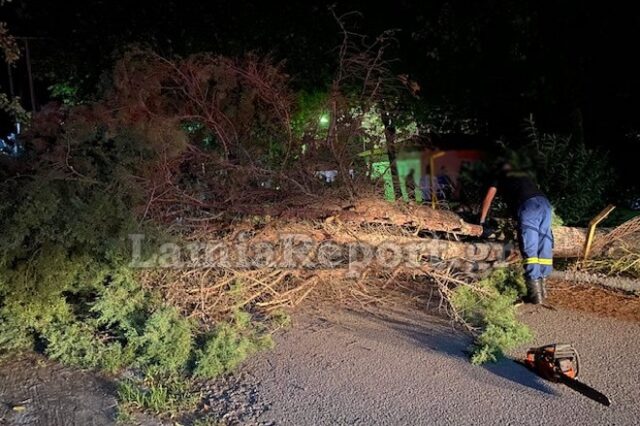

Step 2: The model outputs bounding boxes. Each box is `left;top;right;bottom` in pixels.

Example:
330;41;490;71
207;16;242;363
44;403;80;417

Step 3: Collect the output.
480;225;495;239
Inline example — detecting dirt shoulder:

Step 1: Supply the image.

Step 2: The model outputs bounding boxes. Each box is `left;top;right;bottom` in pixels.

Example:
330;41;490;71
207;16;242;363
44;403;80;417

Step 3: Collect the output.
547;278;640;323
0;354;117;426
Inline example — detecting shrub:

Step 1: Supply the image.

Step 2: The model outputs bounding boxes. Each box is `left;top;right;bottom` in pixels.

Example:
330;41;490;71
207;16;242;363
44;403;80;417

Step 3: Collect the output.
522;119;614;225
0;52;285;420
0;173;145;359
136;307;194;374
42;321;129;372
0;124;157;363
0;122;273;382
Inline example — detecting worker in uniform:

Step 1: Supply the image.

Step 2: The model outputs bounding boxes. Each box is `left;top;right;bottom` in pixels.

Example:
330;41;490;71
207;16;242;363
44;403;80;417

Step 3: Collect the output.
479;162;553;304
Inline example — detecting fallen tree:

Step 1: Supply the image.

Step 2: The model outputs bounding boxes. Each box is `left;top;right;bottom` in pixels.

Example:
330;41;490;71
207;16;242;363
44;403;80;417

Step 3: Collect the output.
210;197;611;259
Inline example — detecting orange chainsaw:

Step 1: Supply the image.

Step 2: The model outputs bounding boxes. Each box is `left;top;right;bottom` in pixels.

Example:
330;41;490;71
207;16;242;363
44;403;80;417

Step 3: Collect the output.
521;343;611;406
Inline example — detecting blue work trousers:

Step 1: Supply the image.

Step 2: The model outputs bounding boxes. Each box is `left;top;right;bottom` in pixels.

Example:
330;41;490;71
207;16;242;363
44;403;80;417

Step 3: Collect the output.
518;196;554;280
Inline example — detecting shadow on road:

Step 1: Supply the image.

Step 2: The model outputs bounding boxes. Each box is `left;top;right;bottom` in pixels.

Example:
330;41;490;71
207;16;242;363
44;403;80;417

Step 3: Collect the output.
481;359;556;396
348;307;557;397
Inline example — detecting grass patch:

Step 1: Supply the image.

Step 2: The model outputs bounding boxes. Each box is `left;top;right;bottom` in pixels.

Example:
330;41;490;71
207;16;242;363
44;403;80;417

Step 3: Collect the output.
117;373;200;418
578;250;640;279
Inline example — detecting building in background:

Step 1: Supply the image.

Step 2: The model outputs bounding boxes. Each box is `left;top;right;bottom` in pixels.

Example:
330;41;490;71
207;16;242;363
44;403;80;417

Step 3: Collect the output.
360;134;487;204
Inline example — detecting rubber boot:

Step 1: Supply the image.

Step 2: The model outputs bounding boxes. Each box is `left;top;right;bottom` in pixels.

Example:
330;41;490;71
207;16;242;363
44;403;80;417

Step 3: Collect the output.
540;278;548;300
525;279;543;304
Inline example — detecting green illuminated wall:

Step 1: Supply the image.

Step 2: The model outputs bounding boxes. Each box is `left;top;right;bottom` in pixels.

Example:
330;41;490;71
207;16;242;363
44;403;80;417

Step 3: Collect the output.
368;152;423;203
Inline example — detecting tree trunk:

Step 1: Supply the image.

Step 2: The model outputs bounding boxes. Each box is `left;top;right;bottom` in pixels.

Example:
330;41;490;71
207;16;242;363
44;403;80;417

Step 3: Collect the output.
380;110;402;200
223;197;610;259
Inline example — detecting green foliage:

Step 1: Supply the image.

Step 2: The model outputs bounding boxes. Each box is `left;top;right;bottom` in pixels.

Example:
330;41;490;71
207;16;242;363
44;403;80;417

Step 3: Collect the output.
42;320;131;372
0;123;273;387
451;268;533;364
0;93;30;124
48;82;81;105
194;311;274;379
0;320;33;357
0;128;151;366
113;310;271;419
551;208;565;227
0;51;280;421
136;307;194;374
90;269;148;329
291;90;330;139
520;118;614;225
0;173;144;359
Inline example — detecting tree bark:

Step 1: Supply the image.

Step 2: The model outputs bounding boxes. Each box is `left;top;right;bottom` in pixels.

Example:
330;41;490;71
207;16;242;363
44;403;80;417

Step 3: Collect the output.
225;197;610;259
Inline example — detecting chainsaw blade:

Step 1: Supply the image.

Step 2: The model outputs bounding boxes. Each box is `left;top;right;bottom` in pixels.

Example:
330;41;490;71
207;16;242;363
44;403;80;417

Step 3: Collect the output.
559;374;611;406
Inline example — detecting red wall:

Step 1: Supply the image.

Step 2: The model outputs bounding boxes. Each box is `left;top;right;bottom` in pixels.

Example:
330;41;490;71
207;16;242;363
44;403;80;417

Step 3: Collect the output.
420;149;485;198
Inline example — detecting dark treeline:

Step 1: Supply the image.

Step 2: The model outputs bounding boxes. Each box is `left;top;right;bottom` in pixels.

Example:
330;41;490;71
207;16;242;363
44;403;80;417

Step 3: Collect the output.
3;0;640;185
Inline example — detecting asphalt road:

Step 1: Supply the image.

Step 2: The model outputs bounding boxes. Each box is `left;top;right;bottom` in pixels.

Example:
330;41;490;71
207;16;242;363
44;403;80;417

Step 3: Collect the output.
245;303;640;425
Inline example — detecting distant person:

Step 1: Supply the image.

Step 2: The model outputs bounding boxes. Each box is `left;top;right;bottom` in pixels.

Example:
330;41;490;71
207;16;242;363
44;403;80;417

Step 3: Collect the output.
405;169;417;201
421;165;453;204
479;162;553;304
420;166;432;203
436;166;454;201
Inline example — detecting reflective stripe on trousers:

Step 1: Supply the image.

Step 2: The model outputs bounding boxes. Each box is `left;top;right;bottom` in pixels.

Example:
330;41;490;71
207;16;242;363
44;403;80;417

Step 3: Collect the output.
523;257;553;265
518;196;554;280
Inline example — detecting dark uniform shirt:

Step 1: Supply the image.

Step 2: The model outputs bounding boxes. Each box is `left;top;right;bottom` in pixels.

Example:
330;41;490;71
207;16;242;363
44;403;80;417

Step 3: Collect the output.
490;171;545;216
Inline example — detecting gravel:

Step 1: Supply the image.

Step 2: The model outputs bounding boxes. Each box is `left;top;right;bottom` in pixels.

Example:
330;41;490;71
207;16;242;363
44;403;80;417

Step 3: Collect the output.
197;373;272;425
